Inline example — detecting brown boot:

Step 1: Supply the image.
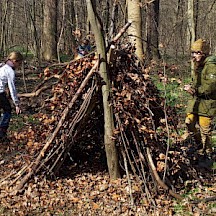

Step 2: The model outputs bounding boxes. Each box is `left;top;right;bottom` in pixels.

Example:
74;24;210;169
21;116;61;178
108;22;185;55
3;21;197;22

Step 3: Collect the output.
197;148;205;155
205;148;213;154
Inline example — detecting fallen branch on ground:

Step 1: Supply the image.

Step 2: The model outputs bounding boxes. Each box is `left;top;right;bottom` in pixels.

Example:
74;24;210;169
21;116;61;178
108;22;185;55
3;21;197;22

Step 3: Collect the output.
146;147;183;200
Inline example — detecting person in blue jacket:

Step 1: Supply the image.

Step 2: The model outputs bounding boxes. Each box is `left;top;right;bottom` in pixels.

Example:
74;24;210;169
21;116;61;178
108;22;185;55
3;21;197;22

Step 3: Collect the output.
77;39;92;58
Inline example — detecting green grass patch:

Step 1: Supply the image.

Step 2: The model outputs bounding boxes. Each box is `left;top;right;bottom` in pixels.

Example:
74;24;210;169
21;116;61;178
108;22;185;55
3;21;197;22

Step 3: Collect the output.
173;204;193;216
173;186;216;215
212;162;216;170
60;54;73;62
151;75;190;120
155;76;191;106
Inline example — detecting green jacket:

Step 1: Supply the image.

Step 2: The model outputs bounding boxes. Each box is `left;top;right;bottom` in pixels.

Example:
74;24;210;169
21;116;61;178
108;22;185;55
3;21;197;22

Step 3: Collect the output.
186;55;216;117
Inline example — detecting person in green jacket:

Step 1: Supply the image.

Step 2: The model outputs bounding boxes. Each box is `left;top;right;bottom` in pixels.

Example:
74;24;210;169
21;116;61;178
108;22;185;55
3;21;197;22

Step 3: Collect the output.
184;38;216;154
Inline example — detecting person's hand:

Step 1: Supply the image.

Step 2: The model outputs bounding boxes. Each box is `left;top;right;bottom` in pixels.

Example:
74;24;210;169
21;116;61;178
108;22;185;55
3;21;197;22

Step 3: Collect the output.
184;84;196;95
16;106;21;115
183;84;191;91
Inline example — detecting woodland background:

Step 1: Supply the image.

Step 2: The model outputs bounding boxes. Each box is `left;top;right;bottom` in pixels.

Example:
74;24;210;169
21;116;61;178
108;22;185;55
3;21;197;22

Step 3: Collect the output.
1;0;216;61
0;0;216;215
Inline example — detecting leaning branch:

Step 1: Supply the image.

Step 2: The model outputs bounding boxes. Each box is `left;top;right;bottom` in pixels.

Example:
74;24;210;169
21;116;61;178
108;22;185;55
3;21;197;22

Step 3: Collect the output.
106;21;132;52
146;147;183;200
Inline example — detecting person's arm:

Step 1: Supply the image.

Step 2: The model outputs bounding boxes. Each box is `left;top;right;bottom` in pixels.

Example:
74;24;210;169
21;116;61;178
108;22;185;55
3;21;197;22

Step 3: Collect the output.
7;68;21;113
196;65;216;96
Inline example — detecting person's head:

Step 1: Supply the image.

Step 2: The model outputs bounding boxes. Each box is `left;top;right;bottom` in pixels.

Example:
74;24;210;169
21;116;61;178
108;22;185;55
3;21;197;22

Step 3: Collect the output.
6;51;23;69
82;39;90;46
191;39;210;63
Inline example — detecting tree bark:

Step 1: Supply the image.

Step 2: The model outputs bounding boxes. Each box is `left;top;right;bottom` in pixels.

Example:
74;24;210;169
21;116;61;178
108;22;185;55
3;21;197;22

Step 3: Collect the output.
146;0;161;60
187;0;195;46
108;0;119;40
187;0;195;76
26;0;41;61
42;0;58;60
0;0;9;55
64;0;76;55
86;0;120;179
127;0;144;61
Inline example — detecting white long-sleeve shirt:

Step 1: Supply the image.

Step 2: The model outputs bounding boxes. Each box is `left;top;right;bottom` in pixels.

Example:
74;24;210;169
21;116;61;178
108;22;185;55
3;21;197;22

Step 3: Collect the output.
0;63;19;106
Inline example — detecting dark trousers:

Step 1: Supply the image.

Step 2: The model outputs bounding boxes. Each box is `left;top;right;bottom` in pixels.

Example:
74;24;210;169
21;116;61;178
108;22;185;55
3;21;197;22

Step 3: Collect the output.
0;92;12;133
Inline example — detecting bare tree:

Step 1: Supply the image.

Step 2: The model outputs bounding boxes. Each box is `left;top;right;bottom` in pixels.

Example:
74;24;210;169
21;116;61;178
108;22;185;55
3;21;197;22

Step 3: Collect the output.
127;0;144;61
63;0;77;56
24;0;41;60
108;0;119;40
146;0;161;60
0;0;9;56
187;0;195;46
42;0;58;60
187;0;195;76
86;0;121;179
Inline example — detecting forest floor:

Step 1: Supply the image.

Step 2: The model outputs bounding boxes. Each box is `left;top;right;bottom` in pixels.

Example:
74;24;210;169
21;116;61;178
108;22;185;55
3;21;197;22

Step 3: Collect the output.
0;60;215;216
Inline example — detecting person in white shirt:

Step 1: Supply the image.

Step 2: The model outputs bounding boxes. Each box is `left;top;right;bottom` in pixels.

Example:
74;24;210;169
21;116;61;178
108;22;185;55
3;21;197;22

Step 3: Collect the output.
0;51;23;138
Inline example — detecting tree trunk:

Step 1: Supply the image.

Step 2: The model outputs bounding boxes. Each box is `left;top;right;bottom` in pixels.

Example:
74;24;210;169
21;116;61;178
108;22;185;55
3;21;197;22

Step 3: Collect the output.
64;0;76;56
127;0;144;61
26;0;41;60
174;0;185;57
187;0;195;47
108;0;119;40
146;0;161;60
0;0;9;55
42;0;58;60
86;0;120;179
57;0;66;62
187;0;195;76
194;0;199;39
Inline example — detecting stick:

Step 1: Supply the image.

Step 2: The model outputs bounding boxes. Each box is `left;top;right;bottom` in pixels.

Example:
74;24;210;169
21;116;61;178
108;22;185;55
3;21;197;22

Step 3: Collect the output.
21;62;27;93
146;147;183;200
191;196;216;204
112;21;132;43
106;21;132;52
122;150;134;205
18;85;53;98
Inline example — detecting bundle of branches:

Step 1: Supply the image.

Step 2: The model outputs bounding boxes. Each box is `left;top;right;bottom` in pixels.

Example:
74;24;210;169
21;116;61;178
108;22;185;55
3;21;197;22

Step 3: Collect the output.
106;44;183;201
109;44;214;202
0;55;102;193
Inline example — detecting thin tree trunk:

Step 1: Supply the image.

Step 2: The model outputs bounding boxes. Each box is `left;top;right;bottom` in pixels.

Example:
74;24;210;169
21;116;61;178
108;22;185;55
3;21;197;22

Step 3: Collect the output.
109;0;119;40
187;0;195;46
0;0;9;55
187;0;195;76
42;0;58;60
194;0;199;38
127;0;144;61
57;0;66;62
64;0;76;56
146;0;160;60
86;0;120;179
